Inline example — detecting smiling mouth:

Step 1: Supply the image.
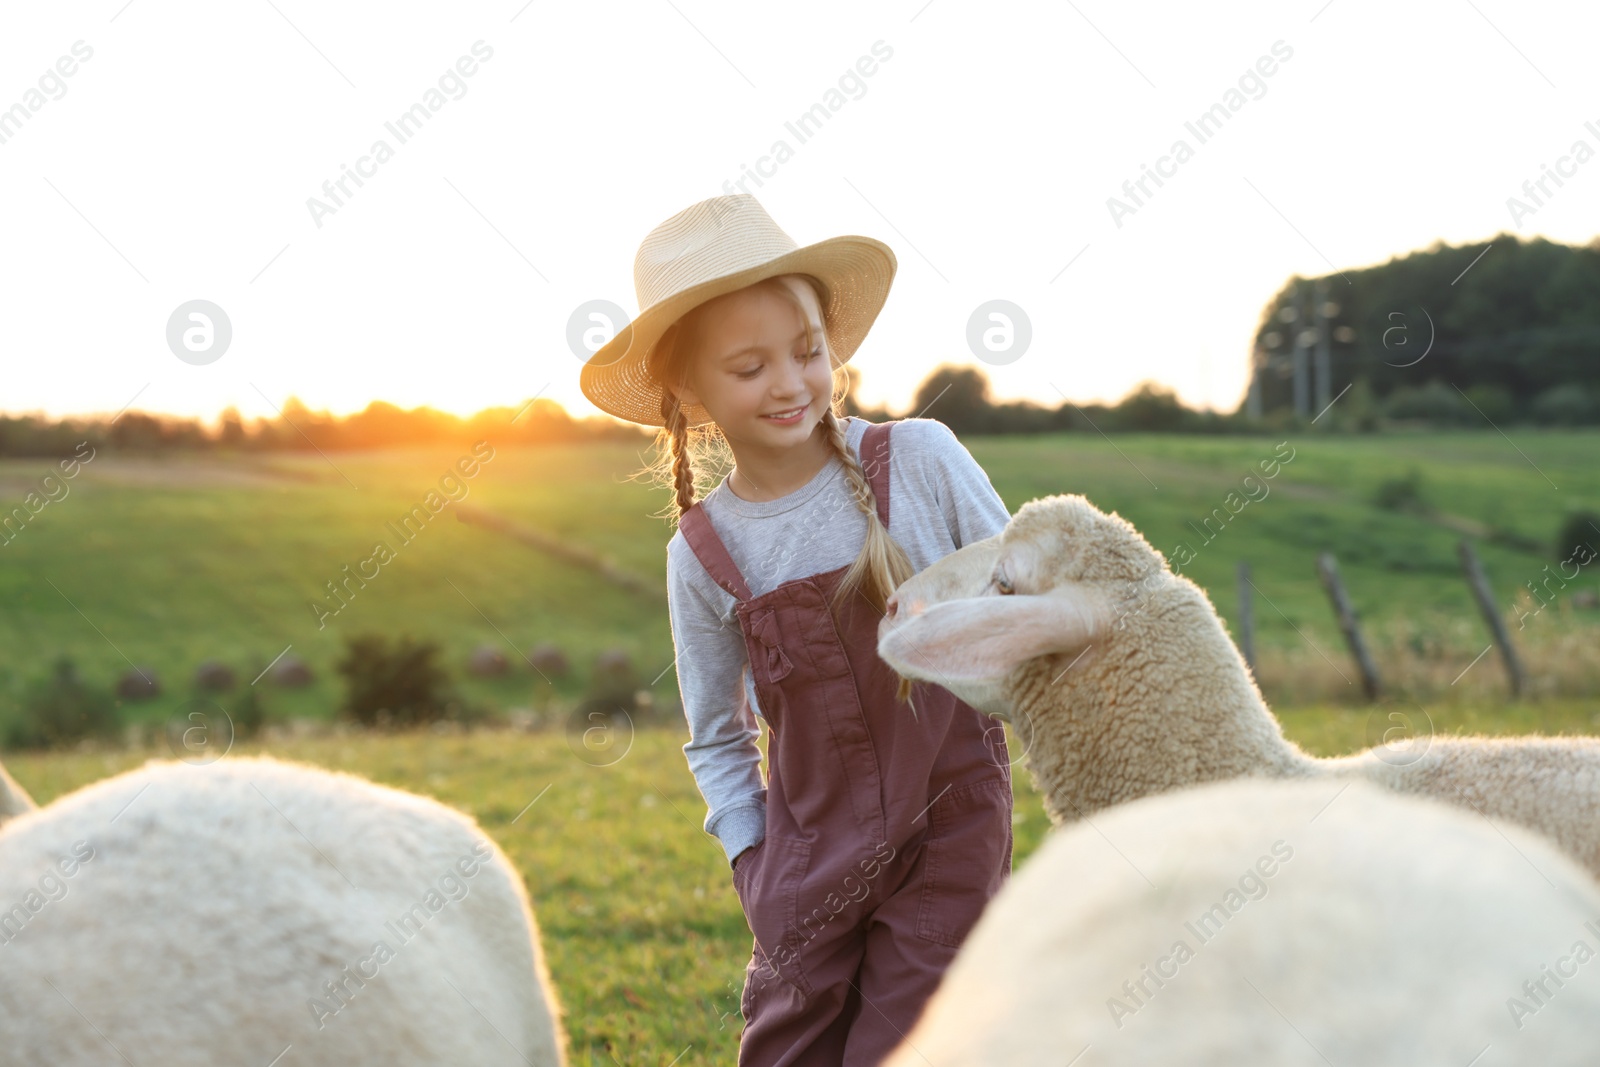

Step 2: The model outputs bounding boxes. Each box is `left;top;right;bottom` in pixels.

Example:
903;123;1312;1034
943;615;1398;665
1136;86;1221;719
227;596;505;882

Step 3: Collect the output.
761;405;807;419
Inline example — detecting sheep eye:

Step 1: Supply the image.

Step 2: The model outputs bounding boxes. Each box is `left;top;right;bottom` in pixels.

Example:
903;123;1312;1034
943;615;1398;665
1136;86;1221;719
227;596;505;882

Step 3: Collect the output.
992;567;1014;595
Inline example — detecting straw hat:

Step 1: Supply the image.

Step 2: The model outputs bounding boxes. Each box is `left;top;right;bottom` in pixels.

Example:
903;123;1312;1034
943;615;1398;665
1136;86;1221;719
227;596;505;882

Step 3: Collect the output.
579;194;897;428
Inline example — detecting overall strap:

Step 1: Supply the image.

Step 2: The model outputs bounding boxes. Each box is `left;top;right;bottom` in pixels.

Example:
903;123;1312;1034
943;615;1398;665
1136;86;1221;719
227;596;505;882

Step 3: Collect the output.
859;420;893;528
678;502;753;601
677;418;895;600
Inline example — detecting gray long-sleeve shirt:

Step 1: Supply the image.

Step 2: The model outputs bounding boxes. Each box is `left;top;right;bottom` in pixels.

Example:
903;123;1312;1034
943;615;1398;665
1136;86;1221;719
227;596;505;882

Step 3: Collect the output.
664;416;1012;868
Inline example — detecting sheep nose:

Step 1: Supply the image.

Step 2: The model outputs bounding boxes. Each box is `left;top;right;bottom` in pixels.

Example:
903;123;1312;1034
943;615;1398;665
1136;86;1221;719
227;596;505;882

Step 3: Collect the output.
886;593;924;620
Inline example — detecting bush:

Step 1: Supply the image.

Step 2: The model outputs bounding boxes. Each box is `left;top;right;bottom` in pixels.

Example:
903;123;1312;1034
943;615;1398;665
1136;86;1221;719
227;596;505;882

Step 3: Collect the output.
1335;377;1380;432
1531;384;1595;426
4;657;119;749
1556;511;1600;565
334;634;485;729
1461;383;1514;424
231;664;271;740
1114;382;1189;432
1382;381;1474;425
1373;469;1428;512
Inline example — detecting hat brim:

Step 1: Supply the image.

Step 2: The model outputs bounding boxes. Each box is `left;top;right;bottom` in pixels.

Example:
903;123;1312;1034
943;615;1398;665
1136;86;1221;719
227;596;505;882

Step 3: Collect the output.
579;235;897;428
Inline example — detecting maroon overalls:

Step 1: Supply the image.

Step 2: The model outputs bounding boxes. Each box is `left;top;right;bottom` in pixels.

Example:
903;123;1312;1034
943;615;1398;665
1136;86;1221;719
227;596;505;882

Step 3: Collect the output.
679;419;1013;1067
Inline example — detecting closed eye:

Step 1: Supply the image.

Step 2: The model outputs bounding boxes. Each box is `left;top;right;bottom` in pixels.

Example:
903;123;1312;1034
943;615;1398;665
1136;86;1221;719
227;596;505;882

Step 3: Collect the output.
734;346;822;381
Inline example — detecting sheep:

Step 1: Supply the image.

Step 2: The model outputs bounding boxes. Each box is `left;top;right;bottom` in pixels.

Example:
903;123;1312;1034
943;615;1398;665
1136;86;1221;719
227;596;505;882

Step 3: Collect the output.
878;493;1600;878
884;777;1600;1066
0;753;567;1066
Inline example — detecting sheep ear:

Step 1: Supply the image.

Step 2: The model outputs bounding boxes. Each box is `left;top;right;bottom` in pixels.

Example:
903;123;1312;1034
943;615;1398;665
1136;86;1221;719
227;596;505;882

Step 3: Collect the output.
0;761;38;826
880;591;1108;682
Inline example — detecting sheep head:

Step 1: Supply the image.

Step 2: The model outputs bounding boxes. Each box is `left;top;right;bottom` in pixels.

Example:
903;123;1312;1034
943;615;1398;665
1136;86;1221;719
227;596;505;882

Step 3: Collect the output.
878;495;1166;721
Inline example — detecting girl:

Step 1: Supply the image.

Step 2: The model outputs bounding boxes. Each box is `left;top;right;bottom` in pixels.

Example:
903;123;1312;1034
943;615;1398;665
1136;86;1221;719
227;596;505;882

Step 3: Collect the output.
580;194;1014;1067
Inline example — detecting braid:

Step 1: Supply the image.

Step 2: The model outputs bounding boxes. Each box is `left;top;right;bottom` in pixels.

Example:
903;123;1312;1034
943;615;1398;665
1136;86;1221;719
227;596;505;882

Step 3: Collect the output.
822;408;875;520
640;319;721;530
821;406;920;711
662;386;696;522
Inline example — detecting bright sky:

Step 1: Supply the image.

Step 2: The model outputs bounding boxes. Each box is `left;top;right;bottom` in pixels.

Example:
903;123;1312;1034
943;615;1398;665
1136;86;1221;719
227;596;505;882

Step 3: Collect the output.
2;0;1596;426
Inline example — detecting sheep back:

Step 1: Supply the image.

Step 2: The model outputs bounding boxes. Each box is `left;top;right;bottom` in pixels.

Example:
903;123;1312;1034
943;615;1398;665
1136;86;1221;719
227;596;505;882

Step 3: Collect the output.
884;777;1600;1066
0;755;566;1066
1343;734;1600;879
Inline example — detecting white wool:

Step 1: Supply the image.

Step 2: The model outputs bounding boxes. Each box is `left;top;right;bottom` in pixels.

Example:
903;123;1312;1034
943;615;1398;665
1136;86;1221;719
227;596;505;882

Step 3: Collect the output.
885;777;1600;1066
878;493;1600;879
0;754;566;1066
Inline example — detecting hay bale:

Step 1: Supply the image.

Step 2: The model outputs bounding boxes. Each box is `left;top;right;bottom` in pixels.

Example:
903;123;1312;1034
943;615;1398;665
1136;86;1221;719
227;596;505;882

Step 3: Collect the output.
525;643;570;679
590;648;637;704
116;667;161;701
468;645;510;678
194;660;236;692
269;655;314;688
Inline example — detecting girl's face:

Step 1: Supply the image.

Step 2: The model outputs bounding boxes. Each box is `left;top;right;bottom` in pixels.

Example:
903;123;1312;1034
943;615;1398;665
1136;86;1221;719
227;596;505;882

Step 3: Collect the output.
672;276;835;447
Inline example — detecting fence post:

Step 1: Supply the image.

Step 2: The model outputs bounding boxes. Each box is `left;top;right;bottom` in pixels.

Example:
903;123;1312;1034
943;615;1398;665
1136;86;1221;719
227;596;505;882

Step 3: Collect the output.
1236;561;1256;672
1316;552;1382;700
1457;539;1526;697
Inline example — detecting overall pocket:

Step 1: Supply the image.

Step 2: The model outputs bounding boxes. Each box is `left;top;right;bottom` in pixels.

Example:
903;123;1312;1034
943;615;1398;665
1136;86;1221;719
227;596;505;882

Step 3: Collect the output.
732;835;813;997
915;777;1013;949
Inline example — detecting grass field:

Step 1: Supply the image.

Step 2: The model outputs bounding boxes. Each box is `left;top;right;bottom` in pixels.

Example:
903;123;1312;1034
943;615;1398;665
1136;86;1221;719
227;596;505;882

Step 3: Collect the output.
7;699;1600;1066
1;427;1596;734
3;423;1597;1060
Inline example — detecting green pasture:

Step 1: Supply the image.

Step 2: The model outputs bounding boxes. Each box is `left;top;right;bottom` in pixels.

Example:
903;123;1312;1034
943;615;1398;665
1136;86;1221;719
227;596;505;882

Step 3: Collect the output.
0;428;1596;733
7;698;1599;1065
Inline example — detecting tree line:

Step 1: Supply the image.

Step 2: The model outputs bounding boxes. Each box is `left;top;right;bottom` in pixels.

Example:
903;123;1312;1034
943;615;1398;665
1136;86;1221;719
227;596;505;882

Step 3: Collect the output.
0;370;1257;459
1250;232;1600;427
0;398;641;458
3;231;1595;459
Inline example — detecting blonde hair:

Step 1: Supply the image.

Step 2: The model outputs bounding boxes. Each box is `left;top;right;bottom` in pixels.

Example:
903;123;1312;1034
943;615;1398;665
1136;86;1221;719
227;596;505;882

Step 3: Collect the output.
641;275;919;707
